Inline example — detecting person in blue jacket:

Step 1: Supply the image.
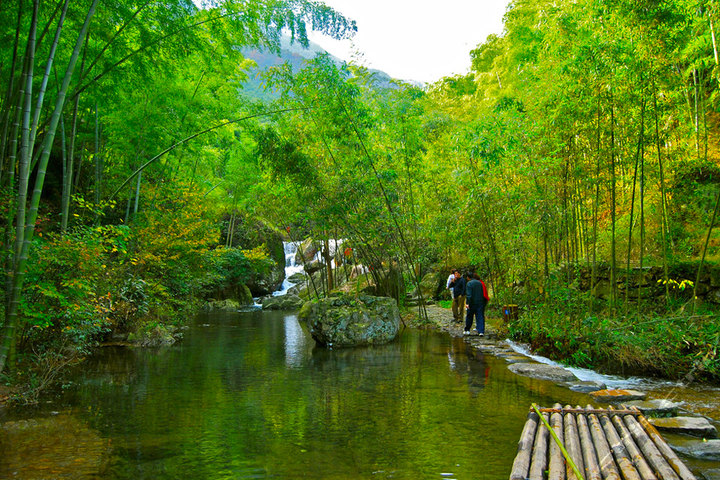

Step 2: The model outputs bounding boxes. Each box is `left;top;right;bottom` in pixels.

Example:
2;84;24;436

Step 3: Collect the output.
464;272;489;336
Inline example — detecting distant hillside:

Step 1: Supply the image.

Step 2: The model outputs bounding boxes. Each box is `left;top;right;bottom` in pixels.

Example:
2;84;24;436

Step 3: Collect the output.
240;36;410;100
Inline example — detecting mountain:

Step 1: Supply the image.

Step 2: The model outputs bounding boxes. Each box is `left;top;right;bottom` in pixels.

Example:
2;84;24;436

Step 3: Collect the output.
239;36;413;100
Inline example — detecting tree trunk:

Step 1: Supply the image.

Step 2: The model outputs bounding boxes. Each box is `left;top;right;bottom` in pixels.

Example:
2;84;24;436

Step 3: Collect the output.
93;101;102;224
610;94;617;311
0;0;99;375
653;88;670;303
625;98;645;309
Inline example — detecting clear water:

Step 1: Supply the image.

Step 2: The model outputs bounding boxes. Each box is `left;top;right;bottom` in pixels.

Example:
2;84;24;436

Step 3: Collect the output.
0;311;715;479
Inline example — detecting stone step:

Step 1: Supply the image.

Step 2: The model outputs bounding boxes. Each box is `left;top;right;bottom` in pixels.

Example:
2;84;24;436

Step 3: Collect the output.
649;416;718;438
507;362;579;382
589;389;646;403
623;399;682;417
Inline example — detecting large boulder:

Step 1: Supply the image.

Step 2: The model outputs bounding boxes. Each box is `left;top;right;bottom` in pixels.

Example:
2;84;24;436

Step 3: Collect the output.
213;283;254;306
304;259;324;274
204;299;242;312
298;295;400;348
262;294;304;311
417;271;446;300
295;237;320;264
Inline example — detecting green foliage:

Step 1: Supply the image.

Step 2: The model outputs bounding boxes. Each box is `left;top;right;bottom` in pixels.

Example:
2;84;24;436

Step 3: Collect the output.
21;228;115;351
510;301;720;381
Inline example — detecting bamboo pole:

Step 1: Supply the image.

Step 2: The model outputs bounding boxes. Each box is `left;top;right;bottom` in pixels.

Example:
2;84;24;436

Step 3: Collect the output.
599;411;642;480
634;412;697;480
529;412;550;480
586;405;622;480
575;406;602;480
620;409;681;480
549;403;567;480
510;411;539;480
538;408;642;416
608;407;657;480
564;405;586;480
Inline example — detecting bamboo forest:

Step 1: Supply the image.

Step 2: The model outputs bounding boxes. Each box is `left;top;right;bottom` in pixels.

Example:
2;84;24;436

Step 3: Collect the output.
1;0;720;479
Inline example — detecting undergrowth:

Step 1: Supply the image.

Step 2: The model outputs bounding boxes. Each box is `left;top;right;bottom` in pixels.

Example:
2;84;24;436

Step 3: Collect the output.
509;297;720;382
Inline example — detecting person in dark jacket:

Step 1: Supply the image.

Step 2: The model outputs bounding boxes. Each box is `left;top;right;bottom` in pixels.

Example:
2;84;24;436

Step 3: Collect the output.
448;270;466;322
464;272;489;336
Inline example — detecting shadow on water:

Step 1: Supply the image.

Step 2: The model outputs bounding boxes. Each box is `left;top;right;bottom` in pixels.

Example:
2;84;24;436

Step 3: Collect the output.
0;310;715;479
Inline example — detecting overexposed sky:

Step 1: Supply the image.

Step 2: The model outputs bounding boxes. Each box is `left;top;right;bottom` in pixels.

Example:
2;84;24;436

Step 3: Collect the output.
308;0;511;84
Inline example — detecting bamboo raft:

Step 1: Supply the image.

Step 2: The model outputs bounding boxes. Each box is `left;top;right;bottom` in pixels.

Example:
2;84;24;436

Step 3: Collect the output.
510;404;697;480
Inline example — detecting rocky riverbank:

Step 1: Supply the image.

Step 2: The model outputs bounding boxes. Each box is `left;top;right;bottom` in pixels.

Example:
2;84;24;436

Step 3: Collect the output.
411;303;720;471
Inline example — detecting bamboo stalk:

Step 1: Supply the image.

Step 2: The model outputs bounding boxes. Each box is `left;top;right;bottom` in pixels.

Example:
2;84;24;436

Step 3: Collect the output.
599;411;642;480
575;406;602;480
586;405;622;480
549;403;567;480
634;412;697;480
564;405;585;480
537;408;642;416
620;408;681;480
510;411;539;480
529;413;550;480
608;407;657;480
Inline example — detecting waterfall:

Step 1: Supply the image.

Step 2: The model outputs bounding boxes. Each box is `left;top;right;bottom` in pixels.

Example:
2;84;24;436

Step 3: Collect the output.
272;239;347;296
272;242;305;297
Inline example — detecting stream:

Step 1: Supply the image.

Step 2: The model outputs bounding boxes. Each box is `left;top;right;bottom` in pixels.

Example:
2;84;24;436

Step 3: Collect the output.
0;244;719;479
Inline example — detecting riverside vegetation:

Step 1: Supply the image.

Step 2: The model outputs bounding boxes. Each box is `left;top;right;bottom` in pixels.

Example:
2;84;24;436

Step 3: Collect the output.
1;0;720;402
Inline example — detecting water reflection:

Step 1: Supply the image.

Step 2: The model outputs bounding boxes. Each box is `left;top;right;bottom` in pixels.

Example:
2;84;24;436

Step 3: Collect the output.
283;314;306;369
2;311;715;479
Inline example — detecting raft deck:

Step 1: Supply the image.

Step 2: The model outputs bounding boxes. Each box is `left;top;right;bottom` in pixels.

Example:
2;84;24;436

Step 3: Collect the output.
510;404;697;480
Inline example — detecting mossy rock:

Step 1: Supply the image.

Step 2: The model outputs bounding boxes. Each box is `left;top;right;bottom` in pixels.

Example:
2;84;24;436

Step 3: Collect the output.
298;295;400;348
262;294;304;311
222;215;286;295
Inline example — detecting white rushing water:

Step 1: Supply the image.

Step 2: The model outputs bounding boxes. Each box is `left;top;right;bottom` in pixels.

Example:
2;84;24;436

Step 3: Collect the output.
505;340;681;390
272;240;346;297
272;242;306;297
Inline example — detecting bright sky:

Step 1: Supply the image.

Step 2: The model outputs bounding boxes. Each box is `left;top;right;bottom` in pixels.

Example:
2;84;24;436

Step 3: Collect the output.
307;0;511;84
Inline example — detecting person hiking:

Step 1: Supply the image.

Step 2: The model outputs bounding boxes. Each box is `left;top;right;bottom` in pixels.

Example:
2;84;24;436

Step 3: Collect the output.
448;270;466;322
464;272;489;336
446;268;457;295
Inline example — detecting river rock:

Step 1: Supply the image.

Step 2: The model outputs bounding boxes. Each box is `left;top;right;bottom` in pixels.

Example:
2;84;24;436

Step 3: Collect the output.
416;271;445;300
295;237;319;264
1;414;110;478
304;259;324;274
567;380;607;393
649;417;718;438
589;389;646;402
298;295;400;348
499;354;533;364
668;437;720;460
288;272;307;284
701;469;720;480
262;294;304;311
507;363;579;382
623;399;682;417
212;283;254;306
204;299;242;312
